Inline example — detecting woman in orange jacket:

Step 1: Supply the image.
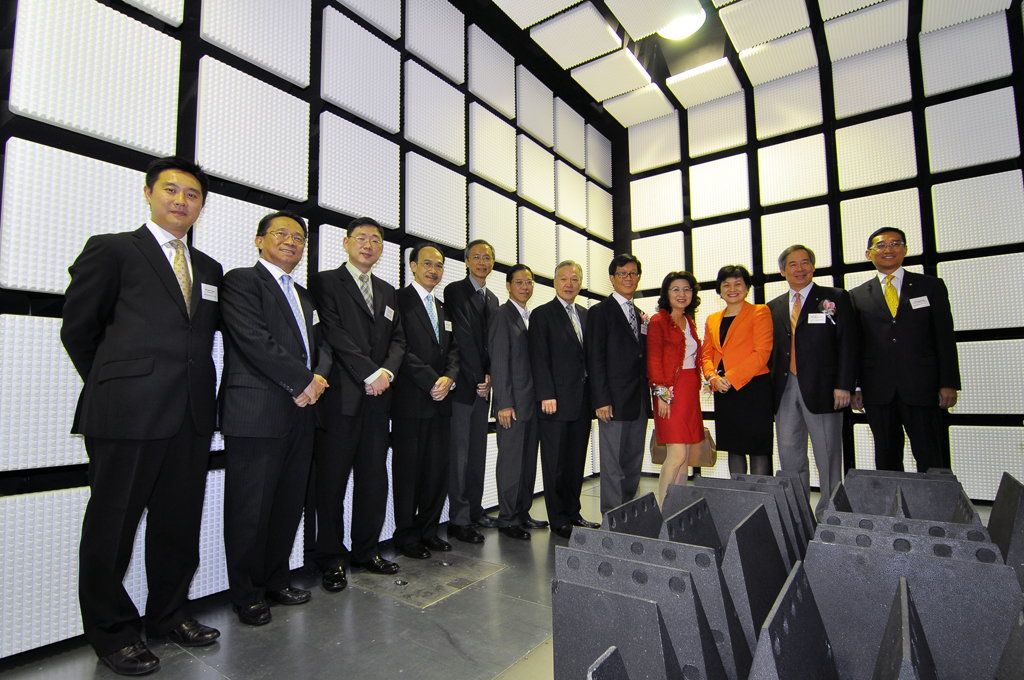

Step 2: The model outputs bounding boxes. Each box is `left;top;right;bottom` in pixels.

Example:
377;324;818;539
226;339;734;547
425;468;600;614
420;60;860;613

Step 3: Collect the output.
701;265;774;475
647;272;703;505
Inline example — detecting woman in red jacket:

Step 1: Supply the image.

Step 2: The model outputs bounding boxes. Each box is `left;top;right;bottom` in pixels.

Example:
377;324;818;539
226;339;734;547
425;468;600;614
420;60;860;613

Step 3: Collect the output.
647;271;703;505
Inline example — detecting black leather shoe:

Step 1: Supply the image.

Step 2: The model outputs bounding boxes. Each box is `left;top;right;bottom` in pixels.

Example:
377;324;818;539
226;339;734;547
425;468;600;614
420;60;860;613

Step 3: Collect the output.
499;526;531;540
474;514;500;528
522;517;549;529
399;543;431;559
352;553;400;575
322;566;348;592
266;586;311;606
448;524;484;544
423;536;452;552
552;524;573;539
100;641;160;676
166;618;220;647
572;518;601;529
233;601;271;626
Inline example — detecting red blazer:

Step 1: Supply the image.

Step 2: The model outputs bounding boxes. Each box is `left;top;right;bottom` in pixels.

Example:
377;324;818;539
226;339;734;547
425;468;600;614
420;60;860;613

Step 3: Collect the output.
647;310;700;387
701;301;773;390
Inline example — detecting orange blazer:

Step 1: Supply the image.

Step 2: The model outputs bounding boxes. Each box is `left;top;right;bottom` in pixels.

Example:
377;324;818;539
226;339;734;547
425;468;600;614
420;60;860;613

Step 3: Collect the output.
700;301;773;391
646;310;700;386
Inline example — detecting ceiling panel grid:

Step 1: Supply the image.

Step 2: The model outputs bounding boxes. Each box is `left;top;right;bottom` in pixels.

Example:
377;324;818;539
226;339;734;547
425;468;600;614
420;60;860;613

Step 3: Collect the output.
691;218;753;283
687;92;747;158
689;154;750;220
603;84;675;128
554;98;586;169
819;0;887;21
605;0;700;41
835;112;917;191
404;60;466;165
629;111;681;174
469;103;517;192
925;87;1020;173
666;58;744;108
760;205;833;270
739;29;818;86
932;171;1024;253
839;188;922;263
754;67;823;140
555;161;588;229
517;65;555;147
490;0;582;29
824;0;909;61
123;0;184;26
571;49;651;102
920;12;1012;96
468;25;516;119
468;183;519;266
630;170;684;231
529;2;620;69
831;41;911;119
939;254;1024;332
719;0;810;51
758;134;829;206
586;182;614;242
334;0;401;38
921;0;1011;33
405;0;465;84
517;134;556;212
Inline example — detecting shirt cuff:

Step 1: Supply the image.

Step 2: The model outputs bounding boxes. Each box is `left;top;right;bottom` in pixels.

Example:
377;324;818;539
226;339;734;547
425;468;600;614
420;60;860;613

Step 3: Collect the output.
364;368;394;384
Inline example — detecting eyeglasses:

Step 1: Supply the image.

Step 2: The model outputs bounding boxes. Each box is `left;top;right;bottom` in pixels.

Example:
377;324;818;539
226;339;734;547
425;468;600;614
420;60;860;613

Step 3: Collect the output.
469;254;493;262
870;239;906;251
268;230;306;245
613;271;640;279
669;286;693;294
352;235;383;247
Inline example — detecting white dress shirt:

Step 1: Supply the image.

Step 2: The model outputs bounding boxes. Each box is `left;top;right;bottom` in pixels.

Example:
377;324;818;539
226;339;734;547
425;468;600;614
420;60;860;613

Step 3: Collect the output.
146;221;193;281
876;267;905;296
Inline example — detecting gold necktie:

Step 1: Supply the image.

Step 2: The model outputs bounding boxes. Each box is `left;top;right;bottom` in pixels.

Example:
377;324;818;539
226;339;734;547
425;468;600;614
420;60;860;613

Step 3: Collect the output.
884;274;898;318
170;239;192;314
789;292;801;375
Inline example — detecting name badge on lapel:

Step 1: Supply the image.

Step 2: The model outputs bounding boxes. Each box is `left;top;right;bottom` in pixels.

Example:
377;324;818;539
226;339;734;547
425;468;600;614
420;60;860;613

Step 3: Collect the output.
640;321;648;335
384;305;395;321
910;296;930;309
444;320;453;332
807;313;826;324
201;283;218;302
312;310;320;325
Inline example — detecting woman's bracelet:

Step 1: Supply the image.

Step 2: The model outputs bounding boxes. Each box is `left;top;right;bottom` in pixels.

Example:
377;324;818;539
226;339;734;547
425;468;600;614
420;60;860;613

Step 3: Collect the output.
652;385;673;404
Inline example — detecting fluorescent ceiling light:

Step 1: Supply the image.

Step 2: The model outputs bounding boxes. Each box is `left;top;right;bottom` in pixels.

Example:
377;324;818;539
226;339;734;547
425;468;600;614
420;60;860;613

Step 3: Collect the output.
658;7;707;40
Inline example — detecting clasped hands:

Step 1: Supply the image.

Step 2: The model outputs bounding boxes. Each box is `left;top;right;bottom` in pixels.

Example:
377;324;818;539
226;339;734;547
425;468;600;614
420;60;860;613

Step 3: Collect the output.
430;376;454;401
294;374;329;407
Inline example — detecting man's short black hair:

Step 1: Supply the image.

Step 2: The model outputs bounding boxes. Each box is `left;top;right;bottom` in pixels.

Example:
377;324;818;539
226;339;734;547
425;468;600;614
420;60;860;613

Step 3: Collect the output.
715;264;753;293
145;156;209;202
409;241;444;264
346;216;384;238
608;253;642;277
506;263;533;283
256;210;307;238
866;226;908;249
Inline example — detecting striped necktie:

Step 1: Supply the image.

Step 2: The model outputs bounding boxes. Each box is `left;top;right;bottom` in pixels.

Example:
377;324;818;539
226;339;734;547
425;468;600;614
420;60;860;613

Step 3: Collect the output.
281;275;310;368
566;303;582;343
358;272;374;314
425;293;440;342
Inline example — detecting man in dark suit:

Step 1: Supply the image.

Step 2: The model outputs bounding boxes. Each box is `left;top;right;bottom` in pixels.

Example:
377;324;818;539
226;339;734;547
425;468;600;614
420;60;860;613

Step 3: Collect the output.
769;245;857;517
586;254;649;514
61;157;222;676
489;264;547;539
219;211;332;626
391;243;460;559
850;227;961;472
309;217;405;591
530;260;600;539
443;239;500;544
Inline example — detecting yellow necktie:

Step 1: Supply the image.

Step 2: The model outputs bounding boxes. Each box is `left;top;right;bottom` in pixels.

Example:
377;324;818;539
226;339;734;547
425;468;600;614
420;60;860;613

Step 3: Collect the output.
789;292;801;375
170;239;192;314
884;274;898;317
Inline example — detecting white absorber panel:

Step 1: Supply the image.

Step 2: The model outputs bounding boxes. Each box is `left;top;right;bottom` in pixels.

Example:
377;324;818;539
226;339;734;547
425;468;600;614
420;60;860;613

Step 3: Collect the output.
321;6;401;133
932;171;1024;253
517;66;555;147
719;0;810;52
823;0;908;61
939;253;1024;332
486;269;511;306
123;0;184;26
953;340;1024;416
556;225;590;290
404;60;466;166
763;275;834;304
468;25;516;119
691;218;753;284
195;57;310;201
602;84;675;128
758;134;828;206
666;58;744;109
554;98;586;170
10;0;179;157
839;188;922;265
853;423;916;473
760;205;832;272
405;153;468;250
585;125;613;188
530;2;621;70
754;68;822;140
587;182;614;242
631;231;686;294
737;30;818;87
630;170;684;231
925;87;1020;173
405;0;464;84
335;0;402;38
319;112;401;231
200;0;310;86
571;49;652;102
832;41;911;119
687;92;747;158
517;135;556;213
587;418;599;477
835;112;917;192
192;192;308;284
921;0;1011;34
689;153;750;220
642;421;661;475
629;112;681;174
0;139;145;294
469;103;517;192
556;161;588;229
920;13;1012;96
519;207;558;278
318;224;401;289
588;240;615;296
951;427;1024;503
469;183;519;266
533;281;557;308
0;315;85;472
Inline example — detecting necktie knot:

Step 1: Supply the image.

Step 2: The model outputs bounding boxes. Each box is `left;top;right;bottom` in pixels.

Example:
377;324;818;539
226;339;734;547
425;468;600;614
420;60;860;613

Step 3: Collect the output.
281;274;292;286
359;273;368;284
170;239;184;252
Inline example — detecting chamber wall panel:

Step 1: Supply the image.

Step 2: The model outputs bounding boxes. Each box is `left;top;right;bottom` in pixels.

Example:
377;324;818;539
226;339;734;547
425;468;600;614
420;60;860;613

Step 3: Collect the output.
630;170;684;231
404;153;467;250
758;134;828;205
556;226;591;290
950;426;1024;502
587;240;615;296
556;161;588;229
123;0;184;26
469;103;518;192
586;182;614;242
832;41;911;119
585;125;613;187
939;254;1024;332
517;135;556;212
920;13;1012;96
754;68;823;139
518;207;558;279
404;60;466;165
629;112;681;173
689;154;749;220
517;66;555;147
630;232;687;295
469;183;519;266
760;205;832;271
335;0;402;38
932;171;1024;253
691;218;753;283
839;188;922;264
925;87;1020;173
317;224;401;289
835;112;917;191
468;25;516;119
687;92;747;158
405;0;465;84
954;341;1024;416
554;99;587;169
200;0;311;86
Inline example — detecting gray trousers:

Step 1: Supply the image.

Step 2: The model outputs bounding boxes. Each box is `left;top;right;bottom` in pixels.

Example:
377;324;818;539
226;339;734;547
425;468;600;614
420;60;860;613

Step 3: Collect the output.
598;418;648;513
496;416;539;526
776;375;843;517
448;396;490;526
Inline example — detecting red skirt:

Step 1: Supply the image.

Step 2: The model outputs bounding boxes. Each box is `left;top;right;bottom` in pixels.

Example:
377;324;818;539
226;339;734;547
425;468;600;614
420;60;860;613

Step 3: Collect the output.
652;368;703;444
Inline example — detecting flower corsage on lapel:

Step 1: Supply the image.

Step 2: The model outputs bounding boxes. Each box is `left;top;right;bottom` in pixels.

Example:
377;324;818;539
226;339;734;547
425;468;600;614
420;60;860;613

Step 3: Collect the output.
819;299;837;324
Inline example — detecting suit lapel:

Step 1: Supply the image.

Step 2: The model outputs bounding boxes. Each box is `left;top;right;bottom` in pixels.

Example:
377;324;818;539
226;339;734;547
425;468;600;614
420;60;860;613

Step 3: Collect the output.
708;312;723;352
610;297;638;344
133;226;189;318
256;263;306;349
408;286;439;345
576;304;587;337
722;302;752;349
340;266;374;318
372;276;388;320
867;276;890;318
898;273;917;316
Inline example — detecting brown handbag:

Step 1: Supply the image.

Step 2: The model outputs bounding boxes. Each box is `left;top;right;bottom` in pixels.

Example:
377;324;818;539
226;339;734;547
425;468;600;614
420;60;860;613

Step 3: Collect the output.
650;431;667;465
693;427;717;467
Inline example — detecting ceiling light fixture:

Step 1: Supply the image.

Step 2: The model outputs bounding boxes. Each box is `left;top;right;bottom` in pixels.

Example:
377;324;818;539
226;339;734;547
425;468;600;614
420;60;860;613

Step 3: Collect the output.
657;7;707;41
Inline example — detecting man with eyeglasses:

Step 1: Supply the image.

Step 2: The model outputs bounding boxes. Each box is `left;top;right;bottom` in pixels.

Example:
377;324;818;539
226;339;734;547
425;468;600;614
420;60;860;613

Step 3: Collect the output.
586;254;650;513
850;227;960;472
309;217;405;590
443;239;501;544
220;211;331;626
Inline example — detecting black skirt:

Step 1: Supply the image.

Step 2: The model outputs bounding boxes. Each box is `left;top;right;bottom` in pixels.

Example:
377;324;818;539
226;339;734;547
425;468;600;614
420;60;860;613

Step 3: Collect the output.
712;372;773;457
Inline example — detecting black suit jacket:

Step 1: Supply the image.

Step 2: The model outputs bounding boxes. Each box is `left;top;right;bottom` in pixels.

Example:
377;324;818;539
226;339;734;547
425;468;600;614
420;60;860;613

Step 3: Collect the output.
444;277;499;404
61;225;223;439
392;285;459;418
489;301;535;420
219;263;333;437
768;285;858;414
309;265;405;417
529;297;589;422
585;296;647;421
849;270;961;406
